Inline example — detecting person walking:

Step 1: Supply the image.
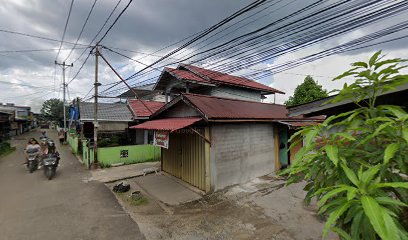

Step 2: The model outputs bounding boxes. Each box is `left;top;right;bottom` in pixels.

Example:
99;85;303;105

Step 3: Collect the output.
58;129;64;145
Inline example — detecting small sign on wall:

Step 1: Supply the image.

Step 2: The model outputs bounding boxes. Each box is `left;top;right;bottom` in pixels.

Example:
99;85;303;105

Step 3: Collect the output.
153;131;169;149
120;150;129;158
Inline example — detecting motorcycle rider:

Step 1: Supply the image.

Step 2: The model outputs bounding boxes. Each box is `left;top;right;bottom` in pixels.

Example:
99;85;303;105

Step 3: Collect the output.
23;138;41;165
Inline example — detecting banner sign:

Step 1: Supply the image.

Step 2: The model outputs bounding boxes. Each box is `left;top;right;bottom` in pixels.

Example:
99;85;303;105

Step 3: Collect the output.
153;131;169;149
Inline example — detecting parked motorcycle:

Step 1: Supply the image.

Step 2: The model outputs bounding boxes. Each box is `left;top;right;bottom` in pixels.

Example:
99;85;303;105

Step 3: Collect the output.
26;148;40;173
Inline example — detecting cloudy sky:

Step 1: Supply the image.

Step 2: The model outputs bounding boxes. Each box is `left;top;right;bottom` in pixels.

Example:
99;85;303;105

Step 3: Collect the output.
0;0;407;112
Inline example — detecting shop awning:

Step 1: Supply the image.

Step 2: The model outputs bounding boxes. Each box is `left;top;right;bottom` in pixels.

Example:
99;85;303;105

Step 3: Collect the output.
130;117;202;132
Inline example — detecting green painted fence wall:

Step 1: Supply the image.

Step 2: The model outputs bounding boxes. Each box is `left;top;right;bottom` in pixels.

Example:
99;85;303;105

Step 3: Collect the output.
67;133;79;155
97;145;160;167
80;139;160;168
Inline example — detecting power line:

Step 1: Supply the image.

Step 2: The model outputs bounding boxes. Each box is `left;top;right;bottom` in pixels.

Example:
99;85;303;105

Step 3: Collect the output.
64;0;98;62
67;0;132;85
0;28;88;47
71;0;123;65
126;0;269;81
55;0;75;61
96;0;133;45
0;47;87;54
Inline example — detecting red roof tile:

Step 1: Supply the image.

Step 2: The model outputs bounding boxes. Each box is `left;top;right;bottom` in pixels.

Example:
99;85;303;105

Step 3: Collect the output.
130;117;202;132
128;100;165;118
164;67;212;84
180;64;284;94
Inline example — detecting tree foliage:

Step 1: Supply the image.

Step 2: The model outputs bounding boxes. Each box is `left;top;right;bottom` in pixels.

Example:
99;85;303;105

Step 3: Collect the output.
282;51;408;240
40;98;64;122
285;75;328;106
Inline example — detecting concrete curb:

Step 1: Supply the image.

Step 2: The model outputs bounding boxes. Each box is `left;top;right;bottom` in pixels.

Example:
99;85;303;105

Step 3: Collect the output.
100;172;145;184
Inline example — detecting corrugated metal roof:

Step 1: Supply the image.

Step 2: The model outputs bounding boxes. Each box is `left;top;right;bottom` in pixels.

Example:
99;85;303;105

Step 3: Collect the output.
130;117;202;132
128;100;165;118
79;102;133;122
180;64;285;94
278;121;319;128
165;67;212;84
182;93;290;120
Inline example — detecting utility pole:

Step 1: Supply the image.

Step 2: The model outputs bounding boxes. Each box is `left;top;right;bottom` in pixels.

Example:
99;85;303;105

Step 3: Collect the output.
55;61;73;141
93;45;101;167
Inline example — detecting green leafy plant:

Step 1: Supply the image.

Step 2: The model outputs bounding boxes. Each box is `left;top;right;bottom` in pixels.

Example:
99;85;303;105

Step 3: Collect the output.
282;51;408;239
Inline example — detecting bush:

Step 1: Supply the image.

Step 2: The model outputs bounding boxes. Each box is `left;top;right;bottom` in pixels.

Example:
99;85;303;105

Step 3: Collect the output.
0;142;15;156
283;51;408;239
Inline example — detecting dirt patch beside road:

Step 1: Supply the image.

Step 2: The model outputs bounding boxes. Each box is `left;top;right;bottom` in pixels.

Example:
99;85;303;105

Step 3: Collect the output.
108;174;337;240
109;179;293;240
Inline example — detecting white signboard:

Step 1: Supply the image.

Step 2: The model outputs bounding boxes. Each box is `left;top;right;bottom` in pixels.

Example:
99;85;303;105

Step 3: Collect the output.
153;131;169;149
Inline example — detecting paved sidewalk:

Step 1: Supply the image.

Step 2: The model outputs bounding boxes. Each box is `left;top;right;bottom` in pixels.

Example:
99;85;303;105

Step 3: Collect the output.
134;174;202;205
90;161;160;183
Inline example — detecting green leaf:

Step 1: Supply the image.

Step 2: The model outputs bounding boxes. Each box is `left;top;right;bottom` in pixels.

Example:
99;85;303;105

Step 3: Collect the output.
352;61;368;68
325;145;339;166
333;132;356;141
380;105;407;119
373;182;408;189
318;187;350;207
322;201;353;238
402;126;408;145
369;51;382;67
361;196;392;240
351;211;364;239
318;197;346;215
304;128;318;147
375;58;404;70
361;165;380;185
340;163;359;187
332;227;352;240
384;143;399;164
375;196;408;207
347;188;357;200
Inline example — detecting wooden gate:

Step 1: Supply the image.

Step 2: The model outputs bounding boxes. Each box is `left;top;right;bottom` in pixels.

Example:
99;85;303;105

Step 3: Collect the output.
162;128;207;191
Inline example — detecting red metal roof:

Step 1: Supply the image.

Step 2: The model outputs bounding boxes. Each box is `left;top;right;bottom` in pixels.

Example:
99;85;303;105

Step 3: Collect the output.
130;117;202;132
164;67;212;84
164;93;321;121
128;100;165;118
180;64;285;94
181;93;289;120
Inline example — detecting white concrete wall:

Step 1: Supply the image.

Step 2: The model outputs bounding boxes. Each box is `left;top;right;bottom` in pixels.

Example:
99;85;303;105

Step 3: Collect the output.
210;86;262;102
210;123;275;191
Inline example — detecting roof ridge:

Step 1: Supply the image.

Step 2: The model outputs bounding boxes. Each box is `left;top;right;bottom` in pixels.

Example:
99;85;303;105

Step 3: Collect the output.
128;99;164;103
181;64;255;81
182;93;285;106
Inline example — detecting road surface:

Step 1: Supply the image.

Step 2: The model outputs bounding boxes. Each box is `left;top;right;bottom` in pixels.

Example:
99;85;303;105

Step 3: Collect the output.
0;130;145;240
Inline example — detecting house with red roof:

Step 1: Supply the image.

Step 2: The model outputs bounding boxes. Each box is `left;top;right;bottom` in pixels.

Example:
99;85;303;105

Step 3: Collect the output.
127;99;165;144
154;64;284;103
131;93;320;192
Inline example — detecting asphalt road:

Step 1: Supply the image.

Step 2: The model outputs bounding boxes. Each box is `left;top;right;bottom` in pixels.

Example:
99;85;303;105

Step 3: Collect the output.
0;130;145;240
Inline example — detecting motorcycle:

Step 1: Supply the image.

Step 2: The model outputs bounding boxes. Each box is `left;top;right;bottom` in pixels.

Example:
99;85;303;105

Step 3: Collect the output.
42;153;59;180
26;148;40;173
42;139;60;180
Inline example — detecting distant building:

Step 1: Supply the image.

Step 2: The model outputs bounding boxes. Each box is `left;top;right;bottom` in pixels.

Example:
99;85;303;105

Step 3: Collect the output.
0;103;32;136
